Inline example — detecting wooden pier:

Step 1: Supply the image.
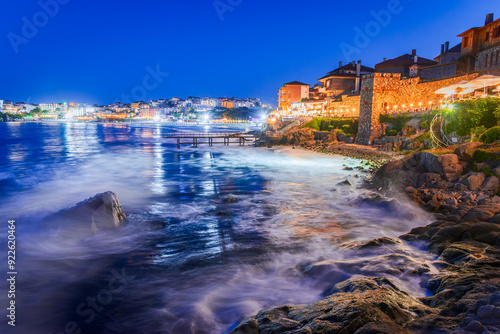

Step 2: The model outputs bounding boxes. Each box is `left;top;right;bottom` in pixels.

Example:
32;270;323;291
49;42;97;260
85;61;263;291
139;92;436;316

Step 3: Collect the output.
163;132;256;148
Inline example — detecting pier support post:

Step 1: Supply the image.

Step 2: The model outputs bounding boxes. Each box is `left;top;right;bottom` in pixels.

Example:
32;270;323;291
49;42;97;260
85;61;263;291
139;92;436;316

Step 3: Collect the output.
177;138;180;149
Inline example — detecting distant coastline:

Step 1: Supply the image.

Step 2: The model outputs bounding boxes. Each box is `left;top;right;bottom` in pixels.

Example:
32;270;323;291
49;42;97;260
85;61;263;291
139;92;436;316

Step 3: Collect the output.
3;118;262;128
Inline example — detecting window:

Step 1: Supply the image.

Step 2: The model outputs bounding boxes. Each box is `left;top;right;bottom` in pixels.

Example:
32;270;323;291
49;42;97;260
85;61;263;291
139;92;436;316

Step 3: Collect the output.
485;54;489;68
495;26;500;38
464;36;469;47
485;32;490;42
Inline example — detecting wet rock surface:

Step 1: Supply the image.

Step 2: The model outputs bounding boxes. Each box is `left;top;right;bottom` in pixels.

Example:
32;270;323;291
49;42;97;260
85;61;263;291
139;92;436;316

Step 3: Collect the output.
38;191;127;236
232;277;435;334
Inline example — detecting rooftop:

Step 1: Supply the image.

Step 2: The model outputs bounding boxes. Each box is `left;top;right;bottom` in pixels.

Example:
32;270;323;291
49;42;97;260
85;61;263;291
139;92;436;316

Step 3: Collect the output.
458;13;499;37
318;73;358;80
376;54;437;67
283;81;310;86
327;63;375;75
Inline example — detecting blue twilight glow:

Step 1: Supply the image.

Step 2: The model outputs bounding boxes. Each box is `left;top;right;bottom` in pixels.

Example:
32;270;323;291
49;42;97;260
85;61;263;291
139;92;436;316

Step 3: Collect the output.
0;0;495;106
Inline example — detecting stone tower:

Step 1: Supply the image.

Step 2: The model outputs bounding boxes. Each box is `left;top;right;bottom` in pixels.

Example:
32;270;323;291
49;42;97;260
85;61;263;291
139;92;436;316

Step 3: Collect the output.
355;73;401;145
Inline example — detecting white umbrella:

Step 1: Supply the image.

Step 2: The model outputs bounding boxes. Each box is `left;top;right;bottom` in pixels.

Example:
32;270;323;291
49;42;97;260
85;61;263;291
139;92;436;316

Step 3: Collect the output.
460;75;500;94
435;80;470;95
456;87;477;95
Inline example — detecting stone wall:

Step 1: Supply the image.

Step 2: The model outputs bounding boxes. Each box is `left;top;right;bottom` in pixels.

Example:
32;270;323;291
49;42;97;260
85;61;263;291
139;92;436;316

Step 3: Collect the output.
355;72;479;145
326;95;360;118
476;44;500;75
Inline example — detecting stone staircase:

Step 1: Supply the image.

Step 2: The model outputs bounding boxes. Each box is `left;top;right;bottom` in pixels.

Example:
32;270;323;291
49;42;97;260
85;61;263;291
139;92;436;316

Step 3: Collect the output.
267;117;313;137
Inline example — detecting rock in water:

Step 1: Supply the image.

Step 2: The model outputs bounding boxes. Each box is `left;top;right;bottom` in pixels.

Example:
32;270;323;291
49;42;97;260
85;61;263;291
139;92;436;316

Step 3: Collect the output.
231;277;435;334
39;191;126;235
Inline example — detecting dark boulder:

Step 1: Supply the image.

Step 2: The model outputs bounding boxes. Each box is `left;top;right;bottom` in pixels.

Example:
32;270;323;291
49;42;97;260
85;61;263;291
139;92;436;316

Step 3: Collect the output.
454;142;481;162
38;191;126;236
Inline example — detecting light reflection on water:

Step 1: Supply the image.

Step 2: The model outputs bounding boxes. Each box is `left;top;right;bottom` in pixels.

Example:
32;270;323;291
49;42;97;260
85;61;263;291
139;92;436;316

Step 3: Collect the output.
0;122;434;334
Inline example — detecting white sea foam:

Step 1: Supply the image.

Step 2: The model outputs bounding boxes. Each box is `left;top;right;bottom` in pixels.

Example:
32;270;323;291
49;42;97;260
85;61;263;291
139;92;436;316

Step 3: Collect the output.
0;124;436;334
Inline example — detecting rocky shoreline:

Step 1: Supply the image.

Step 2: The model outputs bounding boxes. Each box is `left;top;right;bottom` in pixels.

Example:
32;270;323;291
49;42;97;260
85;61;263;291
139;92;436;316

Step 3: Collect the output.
259;127;401;169
233;136;500;333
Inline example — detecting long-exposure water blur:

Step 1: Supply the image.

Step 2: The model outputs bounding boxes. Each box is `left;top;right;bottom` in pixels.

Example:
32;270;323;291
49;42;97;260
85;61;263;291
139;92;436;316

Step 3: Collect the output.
0;122;435;333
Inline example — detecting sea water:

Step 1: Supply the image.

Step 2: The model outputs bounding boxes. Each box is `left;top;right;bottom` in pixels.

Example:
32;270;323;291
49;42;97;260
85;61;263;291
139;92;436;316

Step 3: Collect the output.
0;122;434;334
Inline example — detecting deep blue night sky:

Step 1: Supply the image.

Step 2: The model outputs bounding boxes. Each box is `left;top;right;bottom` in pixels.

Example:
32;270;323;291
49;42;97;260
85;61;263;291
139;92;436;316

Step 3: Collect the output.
1;0;498;106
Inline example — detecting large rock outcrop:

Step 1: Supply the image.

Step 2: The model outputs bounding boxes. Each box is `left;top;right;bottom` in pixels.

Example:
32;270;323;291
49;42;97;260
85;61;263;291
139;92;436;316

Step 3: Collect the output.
231;277;435;334
279;128;315;146
39;191;126;236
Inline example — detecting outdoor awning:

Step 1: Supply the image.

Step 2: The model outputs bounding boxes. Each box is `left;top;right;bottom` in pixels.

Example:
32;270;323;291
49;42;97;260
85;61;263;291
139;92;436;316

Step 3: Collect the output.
459;75;500;94
466;75;500;88
435;75;500;95
456;87;477;95
435;80;469;95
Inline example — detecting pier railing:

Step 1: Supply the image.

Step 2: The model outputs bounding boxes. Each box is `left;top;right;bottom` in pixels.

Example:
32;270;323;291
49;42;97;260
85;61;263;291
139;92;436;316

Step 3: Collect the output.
163;132;256;148
163;131;255;138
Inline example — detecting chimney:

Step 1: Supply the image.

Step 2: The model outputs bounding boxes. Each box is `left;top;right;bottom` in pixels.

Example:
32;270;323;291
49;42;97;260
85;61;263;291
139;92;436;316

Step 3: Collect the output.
355;60;362;94
352;61;356;67
485;13;494;25
414;55;418;64
412;49;417;56
445;41;449;52
441;44;445;54
339;61;343;68
383;57;387;62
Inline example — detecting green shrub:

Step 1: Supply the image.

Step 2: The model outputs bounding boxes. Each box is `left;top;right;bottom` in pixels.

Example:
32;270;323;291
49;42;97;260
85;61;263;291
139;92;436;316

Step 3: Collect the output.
386;129;398;136
419;120;430;130
380;114;413;132
472;164;495;177
302;117;358;135
473;149;500;163
443;98;500;136
414;132;430;143
479;126;500;143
